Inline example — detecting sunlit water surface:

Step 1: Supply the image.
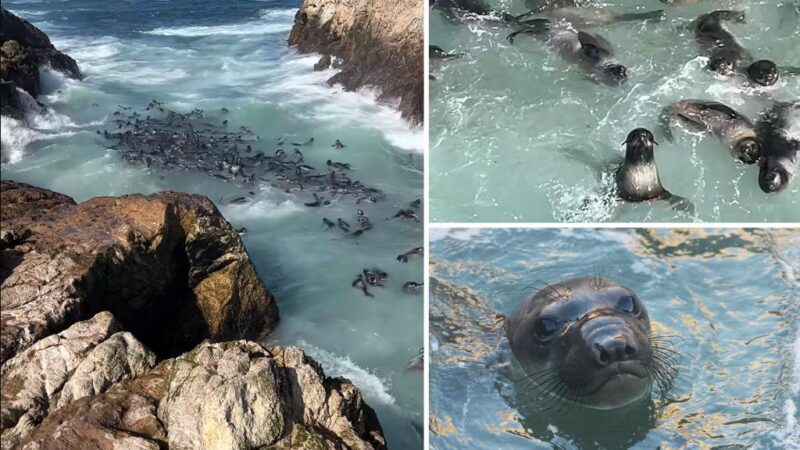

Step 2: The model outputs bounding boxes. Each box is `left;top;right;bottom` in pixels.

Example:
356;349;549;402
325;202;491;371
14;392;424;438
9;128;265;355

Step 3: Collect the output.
430;0;800;222
430;228;800;449
0;1;423;447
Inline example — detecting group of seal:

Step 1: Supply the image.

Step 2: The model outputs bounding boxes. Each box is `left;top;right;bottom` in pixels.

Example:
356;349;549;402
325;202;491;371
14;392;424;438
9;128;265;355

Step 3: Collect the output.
505;276;676;410
99;100;425;299
431;2;800;205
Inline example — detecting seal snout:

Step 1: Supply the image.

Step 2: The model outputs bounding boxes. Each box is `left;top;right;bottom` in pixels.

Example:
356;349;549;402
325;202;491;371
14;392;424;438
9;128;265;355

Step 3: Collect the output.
603;64;628;85
592;336;638;366
748;60;779;87
581;315;645;368
624;128;657;149
759;161;790;193
735;138;762;165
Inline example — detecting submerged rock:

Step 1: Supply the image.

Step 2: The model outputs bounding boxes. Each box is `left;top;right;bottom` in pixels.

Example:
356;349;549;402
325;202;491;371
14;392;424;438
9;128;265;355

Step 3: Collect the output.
288;0;423;124
0;181;387;449
0;8;82;118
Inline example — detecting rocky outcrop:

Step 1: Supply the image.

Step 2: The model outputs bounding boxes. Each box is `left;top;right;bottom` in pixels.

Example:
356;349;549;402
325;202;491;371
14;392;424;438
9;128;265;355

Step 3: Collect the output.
288;0;423;124
14;341;386;450
0;180;279;363
0;312;157;448
0;181;387;449
0;8;82;118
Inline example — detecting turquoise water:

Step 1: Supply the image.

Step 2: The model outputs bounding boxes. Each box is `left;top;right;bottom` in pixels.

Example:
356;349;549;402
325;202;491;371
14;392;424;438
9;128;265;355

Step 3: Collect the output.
0;1;423;447
430;0;800;222
430;228;800;449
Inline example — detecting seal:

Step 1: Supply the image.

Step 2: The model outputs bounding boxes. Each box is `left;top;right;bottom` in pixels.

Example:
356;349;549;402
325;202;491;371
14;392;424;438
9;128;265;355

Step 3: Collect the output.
694;10;784;86
756;101;800;193
559;128;693;213
661;99;762;164
507;20;628;85
505;276;674;409
616;128;693;212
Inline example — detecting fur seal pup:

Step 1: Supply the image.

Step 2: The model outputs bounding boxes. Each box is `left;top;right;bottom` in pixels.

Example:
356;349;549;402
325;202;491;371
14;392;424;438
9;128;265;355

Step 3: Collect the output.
616;129;694;212
661;100;762;164
756;101;800;193
505;276;675;409
507;20;628;85
560;129;693;213
694;10;796;86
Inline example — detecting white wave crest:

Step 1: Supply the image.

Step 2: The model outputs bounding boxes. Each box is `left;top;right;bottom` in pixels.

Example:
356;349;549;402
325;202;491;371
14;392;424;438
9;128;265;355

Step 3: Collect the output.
261;56;424;153
142;9;296;38
298;342;396;406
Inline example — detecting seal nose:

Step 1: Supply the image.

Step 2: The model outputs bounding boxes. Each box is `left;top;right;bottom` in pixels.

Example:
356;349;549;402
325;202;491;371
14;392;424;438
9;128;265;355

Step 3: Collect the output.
592;336;638;366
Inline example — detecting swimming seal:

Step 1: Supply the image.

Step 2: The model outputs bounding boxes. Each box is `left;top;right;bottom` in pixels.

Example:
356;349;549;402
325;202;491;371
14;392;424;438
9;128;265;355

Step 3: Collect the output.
505;276;674;409
507;20;628;85
694;10;782;86
661;99;762;164
756;101;800;193
616;129;694;212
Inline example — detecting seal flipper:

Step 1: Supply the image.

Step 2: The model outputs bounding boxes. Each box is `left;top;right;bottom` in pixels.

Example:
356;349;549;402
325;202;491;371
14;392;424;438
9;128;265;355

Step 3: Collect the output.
506;19;550;44
612;10;665;23
560;146;622;181
578;31;614;60
659;191;695;214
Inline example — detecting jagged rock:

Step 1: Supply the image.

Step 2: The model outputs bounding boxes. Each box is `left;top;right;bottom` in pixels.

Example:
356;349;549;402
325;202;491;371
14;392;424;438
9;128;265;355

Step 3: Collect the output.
314;54;332;71
14;359;174;450
16;341;386;450
0;180;279;364
1;182;386;449
0;312;157;449
288;0;423;124
0;8;82;118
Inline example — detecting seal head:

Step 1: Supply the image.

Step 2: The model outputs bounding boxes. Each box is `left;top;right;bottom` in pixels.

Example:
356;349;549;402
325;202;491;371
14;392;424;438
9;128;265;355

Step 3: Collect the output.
505;277;666;409
747;60;779;86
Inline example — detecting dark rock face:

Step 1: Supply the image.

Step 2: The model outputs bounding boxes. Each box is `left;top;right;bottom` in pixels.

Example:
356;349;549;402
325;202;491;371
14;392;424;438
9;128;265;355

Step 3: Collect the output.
0;8;82;117
0;181;387;449
288;0;423;125
0;180;279;363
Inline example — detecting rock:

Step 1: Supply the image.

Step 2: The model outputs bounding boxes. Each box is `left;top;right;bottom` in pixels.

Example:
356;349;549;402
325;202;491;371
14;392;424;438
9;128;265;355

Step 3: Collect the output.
1;181;386;449
288;0;423;124
17;341;386;450
0;180;279;364
0;312;157;449
14;359;174;450
0;8;82;118
313;54;332;71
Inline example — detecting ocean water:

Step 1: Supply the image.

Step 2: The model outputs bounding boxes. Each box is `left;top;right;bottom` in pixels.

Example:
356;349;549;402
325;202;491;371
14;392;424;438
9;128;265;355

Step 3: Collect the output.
429;228;800;449
429;0;800;222
0;1;423;447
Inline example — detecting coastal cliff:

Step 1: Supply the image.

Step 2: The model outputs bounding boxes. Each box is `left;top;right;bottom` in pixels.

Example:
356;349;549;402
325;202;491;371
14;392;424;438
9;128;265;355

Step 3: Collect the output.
288;0;423;124
0;8;82;118
0;180;386;450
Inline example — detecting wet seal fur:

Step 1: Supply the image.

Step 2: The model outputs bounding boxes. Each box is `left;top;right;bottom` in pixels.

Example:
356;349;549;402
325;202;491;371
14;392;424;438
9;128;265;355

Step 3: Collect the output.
756;101;800;193
505;276;676;410
661;99;762;164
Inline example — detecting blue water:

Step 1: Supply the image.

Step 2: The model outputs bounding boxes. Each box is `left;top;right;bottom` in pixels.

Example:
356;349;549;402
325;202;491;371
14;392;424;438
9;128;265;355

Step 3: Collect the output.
429;0;800;223
0;1;423;447
430;228;800;449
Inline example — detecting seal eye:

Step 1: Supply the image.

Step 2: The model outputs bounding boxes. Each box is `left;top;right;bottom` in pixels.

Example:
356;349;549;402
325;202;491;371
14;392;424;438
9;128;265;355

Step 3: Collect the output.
533;317;560;341
616;295;640;316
